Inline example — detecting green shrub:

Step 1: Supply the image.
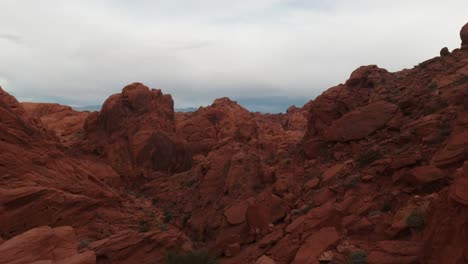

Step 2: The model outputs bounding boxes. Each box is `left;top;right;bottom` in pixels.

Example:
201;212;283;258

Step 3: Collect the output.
252;183;262;193
348;251;367;264
428;82;438;91
264;156;275;165
344;175;360;189
139;221;150;233
358;150;381;167
163;209;172;223
79;240;89;249
166;250;217;264
152;198;159;206
182;213;191;227
382;201;392;212
159;224;168;231
406;210;425;229
186;179;196;187
453;75;468;86
368;210;382;217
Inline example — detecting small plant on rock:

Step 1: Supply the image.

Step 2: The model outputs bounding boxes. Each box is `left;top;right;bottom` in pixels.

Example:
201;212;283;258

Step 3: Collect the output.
358;150;381;167
382;201;392;212
348;250;368;264
406;210;425;230
182;213;191;227
163;209;172;223
428;82;438;91
79;240;90;249
186;179;196;187
166;250;217;264
139;221;150;233
344;175;360;189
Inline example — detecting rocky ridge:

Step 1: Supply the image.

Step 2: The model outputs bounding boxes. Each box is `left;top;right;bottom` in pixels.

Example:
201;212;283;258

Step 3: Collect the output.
0;24;467;264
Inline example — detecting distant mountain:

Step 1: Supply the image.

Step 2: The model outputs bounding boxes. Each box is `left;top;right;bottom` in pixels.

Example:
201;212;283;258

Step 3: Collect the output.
73;105;101;112
235;96;312;113
71;97;312;114
175;107;198;113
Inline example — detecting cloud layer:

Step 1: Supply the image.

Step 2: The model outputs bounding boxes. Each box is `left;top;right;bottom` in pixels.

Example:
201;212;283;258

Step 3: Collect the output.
0;0;467;112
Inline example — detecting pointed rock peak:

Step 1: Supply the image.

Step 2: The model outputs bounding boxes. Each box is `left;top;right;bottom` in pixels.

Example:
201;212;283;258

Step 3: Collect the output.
461;22;468;49
211;97;245;110
213;97;237;105
0;86;25;115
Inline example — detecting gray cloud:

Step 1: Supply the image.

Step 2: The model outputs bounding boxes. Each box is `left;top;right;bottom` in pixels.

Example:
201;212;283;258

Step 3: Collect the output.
0;0;467;112
0;33;23;44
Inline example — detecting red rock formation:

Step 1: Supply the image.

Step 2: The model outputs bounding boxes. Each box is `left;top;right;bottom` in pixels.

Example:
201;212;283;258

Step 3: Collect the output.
0;226;96;264
84;83;192;179
0;22;467;264
22;102;89;146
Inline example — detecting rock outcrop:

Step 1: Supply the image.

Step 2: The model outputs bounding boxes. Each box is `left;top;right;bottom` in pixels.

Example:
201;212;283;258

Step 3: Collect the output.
0;226;96;264
22;102;89;146
0;22;467;264
83;83;192;179
461;22;468;49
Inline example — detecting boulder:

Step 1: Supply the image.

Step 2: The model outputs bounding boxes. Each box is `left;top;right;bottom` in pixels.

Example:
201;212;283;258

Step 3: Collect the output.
292;227;340;264
409;166;445;185
440;47;450;56
324;101;397;142
256;255;277;264
461;22;468;49
224;200;250;225
432;132;468;166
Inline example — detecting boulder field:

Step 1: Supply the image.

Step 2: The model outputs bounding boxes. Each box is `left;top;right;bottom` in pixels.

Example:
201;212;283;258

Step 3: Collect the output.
0;24;467;264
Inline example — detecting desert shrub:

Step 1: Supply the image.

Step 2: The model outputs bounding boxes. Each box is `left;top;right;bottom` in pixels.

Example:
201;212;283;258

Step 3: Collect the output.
186;179;196;187
358;150;381;167
428;82;438;91
453;75;468;86
139;221;150;233
382;201;392;212
300;203;313;214
159;224;168;231
348;251;367;264
79;240;89;249
264;156;275;165
163;209;172;223
152;198;159;206
344;175;360;189
318;146;332;161
406;210;425;229
368;210;382;217
166;250;217;264
252;183;262;193
182;213;191;227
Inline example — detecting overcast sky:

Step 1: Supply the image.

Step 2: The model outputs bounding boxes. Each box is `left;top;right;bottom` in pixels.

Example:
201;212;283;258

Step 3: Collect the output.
0;1;467;112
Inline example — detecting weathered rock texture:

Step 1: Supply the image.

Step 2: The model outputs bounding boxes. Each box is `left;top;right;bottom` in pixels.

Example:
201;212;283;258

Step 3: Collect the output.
0;22;467;264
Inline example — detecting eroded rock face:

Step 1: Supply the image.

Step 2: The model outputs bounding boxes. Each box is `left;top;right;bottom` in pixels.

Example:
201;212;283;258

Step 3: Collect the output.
176;97;259;155
0;226;96;264
22;102;89;145
432;132;468;166
84;83;192;177
292;227;339;264
324;101;398;142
